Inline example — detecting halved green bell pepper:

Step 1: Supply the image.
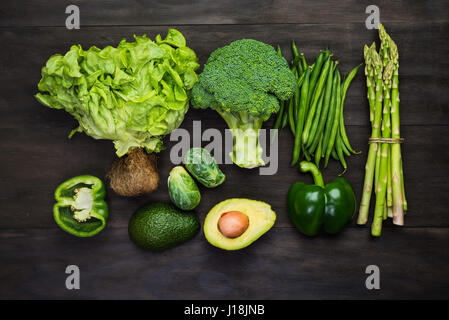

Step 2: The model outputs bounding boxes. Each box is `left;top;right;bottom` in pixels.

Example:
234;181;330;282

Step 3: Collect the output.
287;161;356;236
53;175;108;237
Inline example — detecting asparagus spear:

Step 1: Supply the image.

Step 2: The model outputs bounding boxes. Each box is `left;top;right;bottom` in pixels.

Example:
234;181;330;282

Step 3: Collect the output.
372;60;393;236
380;23;393;221
357;45;383;225
388;34;405;225
387;146;393;207
374;33;390;206
400;158;407;211
364;44;376;124
367;44;381;220
374;140;381;191
358;24;406;232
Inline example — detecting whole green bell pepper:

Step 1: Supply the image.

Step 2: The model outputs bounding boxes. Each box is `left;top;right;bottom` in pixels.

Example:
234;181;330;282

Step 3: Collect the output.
53;175;108;237
287;161;356;236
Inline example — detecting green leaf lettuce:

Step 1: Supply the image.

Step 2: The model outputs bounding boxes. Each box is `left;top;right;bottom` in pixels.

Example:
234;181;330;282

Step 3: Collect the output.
35;29;199;156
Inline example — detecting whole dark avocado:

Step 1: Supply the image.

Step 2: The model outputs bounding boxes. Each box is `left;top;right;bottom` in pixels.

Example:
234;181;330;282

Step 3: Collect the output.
128;202;200;251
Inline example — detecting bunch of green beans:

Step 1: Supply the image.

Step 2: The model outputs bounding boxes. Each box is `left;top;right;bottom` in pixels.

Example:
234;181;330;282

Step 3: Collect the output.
273;42;362;173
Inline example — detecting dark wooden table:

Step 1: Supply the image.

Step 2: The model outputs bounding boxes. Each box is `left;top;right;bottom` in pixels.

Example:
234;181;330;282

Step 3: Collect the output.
1;1;448;299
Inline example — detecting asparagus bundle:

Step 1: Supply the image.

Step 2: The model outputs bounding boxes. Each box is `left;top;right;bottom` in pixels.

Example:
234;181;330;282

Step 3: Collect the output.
357;24;407;236
273;43;361;173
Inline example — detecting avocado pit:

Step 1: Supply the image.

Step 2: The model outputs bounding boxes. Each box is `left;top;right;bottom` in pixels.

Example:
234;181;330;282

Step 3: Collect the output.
217;211;249;238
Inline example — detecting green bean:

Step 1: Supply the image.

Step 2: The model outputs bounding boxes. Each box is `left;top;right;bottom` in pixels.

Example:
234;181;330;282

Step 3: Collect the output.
300;54;307;71
296;71;305;88
272;43;287;139
314;134;323;168
276;45;282;56
292;66;299;79
293;71;306;126
291;41;301;76
306;91;325;153
293;73;305;119
303;147;311;161
331;147;339;161
291;67;311;166
309;61;337;151
341;64;362;95
291;50;305;76
290;66;300;120
294;71;306;123
324;70;342;168
304;51;324;113
296;59;304;75
271;100;285;143
291;55;300;66
339;64;362;154
281;105;289;129
321;68;339;157
291;41;299;57
306;50;330;109
335;130;348;174
340;134;351;156
273;100;285;130
287;97;295;135
302;56;332;145
306;72;328;149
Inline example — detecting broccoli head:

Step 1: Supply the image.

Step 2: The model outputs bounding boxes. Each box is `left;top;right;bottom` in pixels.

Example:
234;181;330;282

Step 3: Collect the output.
192;39;296;168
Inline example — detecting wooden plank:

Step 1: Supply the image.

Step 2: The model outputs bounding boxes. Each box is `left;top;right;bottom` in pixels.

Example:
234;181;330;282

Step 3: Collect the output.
1;0;448;302
0;227;447;299
1;0;448;27
0;22;448;131
0;124;447;229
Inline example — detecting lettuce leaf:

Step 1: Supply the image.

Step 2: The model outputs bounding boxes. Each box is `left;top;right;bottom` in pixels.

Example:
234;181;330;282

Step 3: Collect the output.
35;29;199;157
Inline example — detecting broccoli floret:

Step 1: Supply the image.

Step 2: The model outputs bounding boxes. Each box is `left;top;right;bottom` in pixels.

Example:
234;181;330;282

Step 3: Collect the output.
191;39;296;168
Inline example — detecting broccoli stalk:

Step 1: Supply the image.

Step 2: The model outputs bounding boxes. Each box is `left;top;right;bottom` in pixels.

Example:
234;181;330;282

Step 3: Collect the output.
217;110;265;168
192;39;296;169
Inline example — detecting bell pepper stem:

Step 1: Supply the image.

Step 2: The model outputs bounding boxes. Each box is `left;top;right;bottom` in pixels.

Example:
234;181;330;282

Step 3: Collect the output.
299;161;325;187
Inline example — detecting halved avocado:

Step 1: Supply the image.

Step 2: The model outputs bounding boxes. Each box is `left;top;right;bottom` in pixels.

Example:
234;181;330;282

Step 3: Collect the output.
204;198;276;250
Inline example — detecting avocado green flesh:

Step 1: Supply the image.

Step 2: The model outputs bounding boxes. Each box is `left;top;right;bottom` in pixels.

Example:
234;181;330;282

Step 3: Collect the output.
128;203;200;251
204;198;276;250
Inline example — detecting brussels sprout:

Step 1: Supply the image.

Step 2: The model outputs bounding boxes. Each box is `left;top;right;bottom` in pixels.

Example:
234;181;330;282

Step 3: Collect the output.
168;166;201;210
184;148;225;188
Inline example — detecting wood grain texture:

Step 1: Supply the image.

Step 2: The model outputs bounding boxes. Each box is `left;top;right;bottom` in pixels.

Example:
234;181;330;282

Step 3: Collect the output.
0;22;448;130
1;227;448;299
1;0;448;27
0;123;448;229
0;0;448;300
